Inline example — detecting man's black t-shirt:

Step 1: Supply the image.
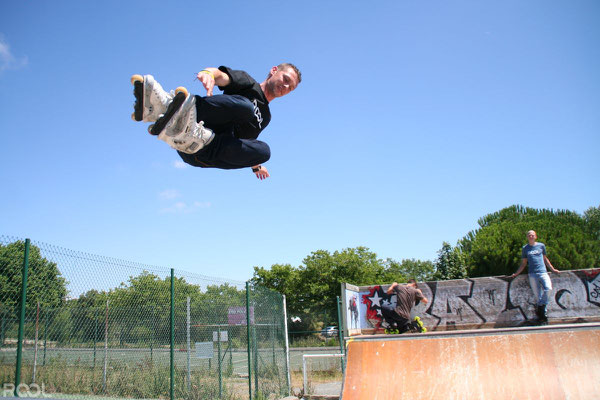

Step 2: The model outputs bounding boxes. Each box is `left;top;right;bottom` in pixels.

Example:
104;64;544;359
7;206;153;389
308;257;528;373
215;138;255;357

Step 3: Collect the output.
217;66;271;140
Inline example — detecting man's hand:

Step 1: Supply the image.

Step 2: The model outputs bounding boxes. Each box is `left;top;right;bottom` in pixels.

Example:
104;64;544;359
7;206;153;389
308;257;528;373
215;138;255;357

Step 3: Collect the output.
196;68;230;96
252;165;270;180
196;70;216;96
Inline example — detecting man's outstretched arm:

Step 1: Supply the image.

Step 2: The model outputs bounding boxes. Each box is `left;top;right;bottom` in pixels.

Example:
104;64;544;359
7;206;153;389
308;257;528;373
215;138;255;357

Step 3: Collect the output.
196;68;230;96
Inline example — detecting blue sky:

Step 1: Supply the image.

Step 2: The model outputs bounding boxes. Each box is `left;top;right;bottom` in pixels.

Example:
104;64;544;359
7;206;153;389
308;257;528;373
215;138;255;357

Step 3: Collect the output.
1;1;598;283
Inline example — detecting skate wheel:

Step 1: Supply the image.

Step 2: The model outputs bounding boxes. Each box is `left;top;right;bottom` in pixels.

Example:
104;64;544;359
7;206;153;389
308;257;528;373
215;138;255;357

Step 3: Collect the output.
148;124;156;135
131;74;143;85
175;86;189;97
131;112;137;121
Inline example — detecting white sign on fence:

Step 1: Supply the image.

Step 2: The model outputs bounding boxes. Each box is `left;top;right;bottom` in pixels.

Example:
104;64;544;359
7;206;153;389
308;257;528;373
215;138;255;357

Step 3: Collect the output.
195;342;213;359
213;331;228;342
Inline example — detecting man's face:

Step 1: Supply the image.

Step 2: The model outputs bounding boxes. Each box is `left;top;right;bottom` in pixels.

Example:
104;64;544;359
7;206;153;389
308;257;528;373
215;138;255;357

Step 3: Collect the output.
527;230;537;244
266;66;299;99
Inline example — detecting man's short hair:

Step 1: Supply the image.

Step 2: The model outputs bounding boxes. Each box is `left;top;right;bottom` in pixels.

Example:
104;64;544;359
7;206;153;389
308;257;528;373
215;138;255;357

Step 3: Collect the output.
273;63;302;83
407;279;417;285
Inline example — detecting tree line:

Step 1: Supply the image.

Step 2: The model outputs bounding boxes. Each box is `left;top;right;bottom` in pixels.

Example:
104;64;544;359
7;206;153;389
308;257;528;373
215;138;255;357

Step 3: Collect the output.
251;204;599;330
0;247;248;344
1;204;598;338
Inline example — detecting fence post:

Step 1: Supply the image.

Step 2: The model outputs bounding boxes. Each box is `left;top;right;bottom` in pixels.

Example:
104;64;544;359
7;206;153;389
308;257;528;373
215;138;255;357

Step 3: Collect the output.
93;308;98;368
151;307;155;363
229;334;233;372
170;269;175;400
1;310;5;348
43;311;48;366
253;324;258;396
102;299;109;393
186;296;191;392
246;281;252;400
14;238;30;397
336;296;345;372
282;295;291;395
271;314;275;368
32;301;40;383
217;326;222;399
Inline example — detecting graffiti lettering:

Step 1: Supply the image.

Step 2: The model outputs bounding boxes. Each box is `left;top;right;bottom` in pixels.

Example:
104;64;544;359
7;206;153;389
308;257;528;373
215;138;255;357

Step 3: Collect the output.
456;306;464;321
591;283;600;299
351;269;600;332
555;289;571;310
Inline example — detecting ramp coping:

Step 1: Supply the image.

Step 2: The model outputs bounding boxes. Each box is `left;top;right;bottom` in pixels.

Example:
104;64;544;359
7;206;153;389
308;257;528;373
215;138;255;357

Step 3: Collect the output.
345;322;600;343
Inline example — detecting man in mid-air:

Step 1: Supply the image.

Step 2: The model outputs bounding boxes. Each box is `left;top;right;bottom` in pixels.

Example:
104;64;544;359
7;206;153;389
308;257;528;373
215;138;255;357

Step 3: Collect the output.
131;63;301;180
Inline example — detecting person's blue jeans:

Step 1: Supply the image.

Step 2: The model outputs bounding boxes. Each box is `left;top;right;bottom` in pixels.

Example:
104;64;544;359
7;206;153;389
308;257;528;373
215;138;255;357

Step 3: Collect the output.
177;94;270;170
528;273;552;306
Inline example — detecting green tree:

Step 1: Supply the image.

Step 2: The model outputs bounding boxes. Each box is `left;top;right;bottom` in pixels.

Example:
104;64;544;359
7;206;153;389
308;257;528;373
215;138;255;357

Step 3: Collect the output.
460;205;600;277
254;247;403;330
381;258;435;282
584;205;600;240
67;289;108;342
250;263;309;327
432;242;467;280
0;240;67;316
194;283;246;325
63;272;246;345
301;247;385;325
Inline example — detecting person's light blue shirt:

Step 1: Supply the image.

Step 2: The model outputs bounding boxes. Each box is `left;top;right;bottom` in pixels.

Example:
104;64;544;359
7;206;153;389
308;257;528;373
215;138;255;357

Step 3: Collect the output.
522;243;547;275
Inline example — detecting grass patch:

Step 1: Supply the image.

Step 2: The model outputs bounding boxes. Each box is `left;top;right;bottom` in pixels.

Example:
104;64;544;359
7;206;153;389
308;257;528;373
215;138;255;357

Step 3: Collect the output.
0;357;245;399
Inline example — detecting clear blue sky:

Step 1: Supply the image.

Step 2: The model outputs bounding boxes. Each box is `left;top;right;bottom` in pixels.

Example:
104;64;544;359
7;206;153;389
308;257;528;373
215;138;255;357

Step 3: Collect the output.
1;1;598;282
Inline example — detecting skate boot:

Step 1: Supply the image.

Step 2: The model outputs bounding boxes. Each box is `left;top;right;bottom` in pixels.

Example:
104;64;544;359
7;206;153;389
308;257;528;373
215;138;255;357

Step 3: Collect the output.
148;87;189;136
537;305;548;326
384;322;399;334
131;74;175;122
156;94;215;154
413;316;427;333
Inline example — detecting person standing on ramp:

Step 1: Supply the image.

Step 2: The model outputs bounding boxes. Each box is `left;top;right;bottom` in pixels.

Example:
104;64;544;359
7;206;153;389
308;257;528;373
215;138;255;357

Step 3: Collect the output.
510;230;561;325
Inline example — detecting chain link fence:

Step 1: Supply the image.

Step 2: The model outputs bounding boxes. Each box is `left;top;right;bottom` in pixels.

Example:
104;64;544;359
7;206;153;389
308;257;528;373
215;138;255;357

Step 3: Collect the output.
0;236;289;400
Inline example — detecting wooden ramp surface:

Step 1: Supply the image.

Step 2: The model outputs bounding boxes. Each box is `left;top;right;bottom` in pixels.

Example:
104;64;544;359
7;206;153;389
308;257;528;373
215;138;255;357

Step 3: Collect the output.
341;323;600;400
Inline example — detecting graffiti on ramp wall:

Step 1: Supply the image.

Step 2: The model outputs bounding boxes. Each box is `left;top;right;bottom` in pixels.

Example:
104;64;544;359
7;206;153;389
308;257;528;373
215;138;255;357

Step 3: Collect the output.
350;269;600;332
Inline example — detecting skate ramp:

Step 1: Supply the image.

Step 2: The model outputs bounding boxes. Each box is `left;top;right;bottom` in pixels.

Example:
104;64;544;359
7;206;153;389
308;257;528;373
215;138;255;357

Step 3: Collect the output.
341;323;600;400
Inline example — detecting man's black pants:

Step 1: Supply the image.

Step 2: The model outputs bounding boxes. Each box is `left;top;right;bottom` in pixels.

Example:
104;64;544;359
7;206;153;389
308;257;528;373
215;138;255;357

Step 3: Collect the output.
381;305;410;333
178;94;270;169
